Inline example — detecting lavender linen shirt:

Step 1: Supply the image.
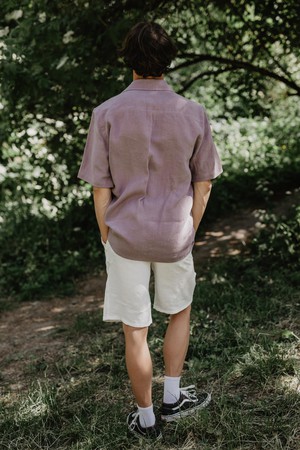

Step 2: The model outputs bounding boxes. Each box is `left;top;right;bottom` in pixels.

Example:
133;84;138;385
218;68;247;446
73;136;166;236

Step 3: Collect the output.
78;79;223;262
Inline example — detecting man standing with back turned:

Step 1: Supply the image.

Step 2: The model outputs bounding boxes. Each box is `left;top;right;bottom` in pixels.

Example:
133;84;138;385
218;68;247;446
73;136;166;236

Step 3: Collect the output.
78;22;222;441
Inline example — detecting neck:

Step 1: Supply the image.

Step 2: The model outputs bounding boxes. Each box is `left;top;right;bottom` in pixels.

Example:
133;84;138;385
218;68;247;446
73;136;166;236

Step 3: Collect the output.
133;71;164;81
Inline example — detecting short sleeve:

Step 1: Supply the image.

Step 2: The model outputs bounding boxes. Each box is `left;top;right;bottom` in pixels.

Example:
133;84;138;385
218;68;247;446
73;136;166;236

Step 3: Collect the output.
77;109;114;188
190;109;223;182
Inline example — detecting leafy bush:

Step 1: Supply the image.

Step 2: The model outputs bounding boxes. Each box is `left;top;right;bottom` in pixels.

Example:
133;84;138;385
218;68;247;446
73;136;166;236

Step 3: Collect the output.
0;201;104;300
204;96;300;220
251;205;300;267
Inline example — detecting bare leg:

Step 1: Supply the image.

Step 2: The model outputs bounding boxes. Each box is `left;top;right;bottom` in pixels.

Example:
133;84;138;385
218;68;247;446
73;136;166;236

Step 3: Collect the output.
123;324;152;407
163;305;191;376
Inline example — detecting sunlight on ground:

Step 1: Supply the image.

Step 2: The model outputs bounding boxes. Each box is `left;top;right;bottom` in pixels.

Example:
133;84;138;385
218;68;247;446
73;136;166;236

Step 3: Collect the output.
278;375;300;393
194;227;251;257
51;307;66;313
36;325;57;332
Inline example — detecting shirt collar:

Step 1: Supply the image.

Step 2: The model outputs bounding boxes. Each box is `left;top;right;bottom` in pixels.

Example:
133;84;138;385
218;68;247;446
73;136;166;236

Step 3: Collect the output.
124;79;174;92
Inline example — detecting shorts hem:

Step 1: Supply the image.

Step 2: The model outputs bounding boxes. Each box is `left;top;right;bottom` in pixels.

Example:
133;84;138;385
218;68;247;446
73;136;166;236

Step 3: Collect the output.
154;299;193;315
103;316;152;328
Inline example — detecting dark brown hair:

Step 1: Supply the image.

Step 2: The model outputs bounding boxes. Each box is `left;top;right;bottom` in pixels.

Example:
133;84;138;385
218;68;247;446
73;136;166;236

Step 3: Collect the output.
119;22;177;78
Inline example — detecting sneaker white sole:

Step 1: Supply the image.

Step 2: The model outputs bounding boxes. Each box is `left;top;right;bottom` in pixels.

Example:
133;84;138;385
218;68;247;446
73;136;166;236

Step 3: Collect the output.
161;392;212;422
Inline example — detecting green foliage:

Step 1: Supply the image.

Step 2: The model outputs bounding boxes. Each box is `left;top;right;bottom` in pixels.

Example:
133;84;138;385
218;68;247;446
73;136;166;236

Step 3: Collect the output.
201;95;300;222
0;201;104;300
170;0;300;115
0;0;299;299
251;205;300;266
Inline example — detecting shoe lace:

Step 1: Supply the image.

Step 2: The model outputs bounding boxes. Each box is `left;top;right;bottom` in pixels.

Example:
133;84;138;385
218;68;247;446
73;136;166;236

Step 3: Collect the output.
128;411;140;431
180;384;198;400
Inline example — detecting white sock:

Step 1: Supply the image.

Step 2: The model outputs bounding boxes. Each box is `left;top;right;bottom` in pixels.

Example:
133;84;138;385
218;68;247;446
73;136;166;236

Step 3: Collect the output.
163;375;181;404
137;404;156;428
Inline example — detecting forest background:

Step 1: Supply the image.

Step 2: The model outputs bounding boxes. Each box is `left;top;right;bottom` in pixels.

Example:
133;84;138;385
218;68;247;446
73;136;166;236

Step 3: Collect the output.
0;0;299;299
0;1;300;449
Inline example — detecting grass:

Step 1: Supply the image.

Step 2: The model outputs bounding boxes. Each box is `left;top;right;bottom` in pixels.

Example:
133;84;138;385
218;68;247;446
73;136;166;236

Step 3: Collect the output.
1;255;300;449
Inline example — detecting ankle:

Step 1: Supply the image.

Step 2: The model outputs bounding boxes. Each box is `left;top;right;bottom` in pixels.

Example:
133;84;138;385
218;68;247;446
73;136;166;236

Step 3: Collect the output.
137;404;156;427
163;375;181;404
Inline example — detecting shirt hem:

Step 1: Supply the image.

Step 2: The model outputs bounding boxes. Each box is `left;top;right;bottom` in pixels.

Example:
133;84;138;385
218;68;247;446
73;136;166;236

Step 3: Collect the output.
77;173;114;188
108;236;194;263
192;167;223;182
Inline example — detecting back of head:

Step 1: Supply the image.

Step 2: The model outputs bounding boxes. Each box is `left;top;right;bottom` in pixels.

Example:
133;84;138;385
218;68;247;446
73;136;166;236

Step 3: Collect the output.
119;22;177;78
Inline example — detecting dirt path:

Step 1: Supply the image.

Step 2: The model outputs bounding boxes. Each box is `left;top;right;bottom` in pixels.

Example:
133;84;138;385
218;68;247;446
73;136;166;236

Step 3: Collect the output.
0;189;299;396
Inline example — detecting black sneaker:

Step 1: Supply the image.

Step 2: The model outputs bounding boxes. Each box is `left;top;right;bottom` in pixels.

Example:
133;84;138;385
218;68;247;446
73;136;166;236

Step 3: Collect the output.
127;410;162;441
161;385;211;422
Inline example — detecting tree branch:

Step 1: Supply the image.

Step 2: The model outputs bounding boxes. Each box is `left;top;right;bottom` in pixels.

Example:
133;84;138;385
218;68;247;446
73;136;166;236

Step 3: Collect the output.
226;0;296;83
171;53;300;95
177;67;233;94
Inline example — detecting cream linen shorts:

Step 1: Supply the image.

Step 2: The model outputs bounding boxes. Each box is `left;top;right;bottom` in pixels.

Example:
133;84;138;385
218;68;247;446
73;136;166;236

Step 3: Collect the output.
102;240;196;327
